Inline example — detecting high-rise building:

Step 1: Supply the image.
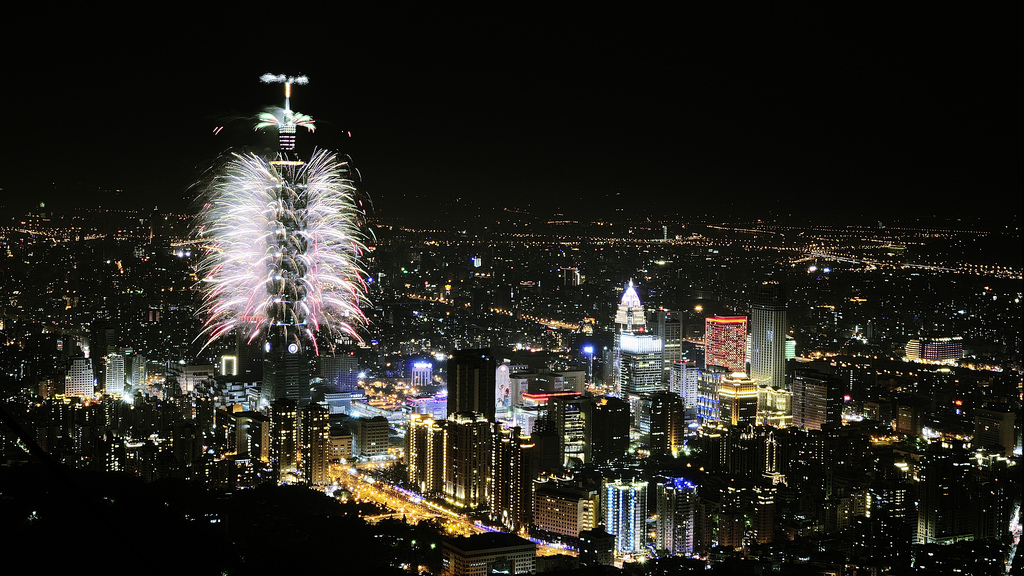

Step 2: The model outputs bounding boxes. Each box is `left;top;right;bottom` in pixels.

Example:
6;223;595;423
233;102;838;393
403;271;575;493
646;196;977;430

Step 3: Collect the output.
655;477;698;556
104;353;125;396
319;352;360;393
614;280;646;332
704;316;748;372
65;357;95;398
301;403;330;485
671;360;700;407
718;372;758;427
655;309;682;383
591;396;630;464
756;384;792;428
490;424;534;531
618;333;663;397
270;398;299;483
548;394;593;466
441;533;536;576
129;352;147;392
407;414;445;495
355;416;390;458
974;408;1016;457
448;349;496;422
532;477;600;542
444;411;491;509
792;369;843;431
649;390;685;457
602;476;648;554
696;365;728;423
749;282;787;390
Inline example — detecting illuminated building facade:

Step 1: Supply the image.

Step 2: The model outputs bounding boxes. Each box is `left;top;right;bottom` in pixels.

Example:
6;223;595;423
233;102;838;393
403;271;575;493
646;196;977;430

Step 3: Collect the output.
407;414;445;495
441;533;536;576
617;333;663;397
301;403;329;485
756;384;792;428
655;477;697;556
749;282;787;390
490;424;534;531
704;316;748;372
792;370;842;431
270;398;299;483
718;372;758;427
548;394;593;466
695;365;727;422
105;353;125;396
444;411;491;509
602;476;647;554
649;390;685;457
532;477;600;541
411;361;433;388
906;336;963;362
65;357;95;398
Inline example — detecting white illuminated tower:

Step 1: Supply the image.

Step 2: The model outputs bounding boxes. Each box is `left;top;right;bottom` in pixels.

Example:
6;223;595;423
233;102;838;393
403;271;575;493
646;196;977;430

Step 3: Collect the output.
65;357;95;398
612;281;662;396
603;476;648;554
105;353;125;396
749;282;787;390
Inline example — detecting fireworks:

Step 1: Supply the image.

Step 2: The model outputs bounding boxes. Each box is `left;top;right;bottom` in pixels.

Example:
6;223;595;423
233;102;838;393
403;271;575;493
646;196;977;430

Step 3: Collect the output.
195;149;369;353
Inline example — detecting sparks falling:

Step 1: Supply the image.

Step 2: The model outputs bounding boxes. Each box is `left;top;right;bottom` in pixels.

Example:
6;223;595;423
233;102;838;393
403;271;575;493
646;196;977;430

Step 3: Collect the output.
195;149;369;353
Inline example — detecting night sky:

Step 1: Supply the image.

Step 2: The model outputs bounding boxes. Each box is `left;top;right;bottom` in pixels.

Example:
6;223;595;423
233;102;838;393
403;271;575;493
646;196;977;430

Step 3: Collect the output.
3;6;1021;221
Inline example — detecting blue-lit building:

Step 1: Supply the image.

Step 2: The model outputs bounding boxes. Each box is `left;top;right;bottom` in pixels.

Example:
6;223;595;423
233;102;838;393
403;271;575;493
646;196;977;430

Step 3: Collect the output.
602;476;647;554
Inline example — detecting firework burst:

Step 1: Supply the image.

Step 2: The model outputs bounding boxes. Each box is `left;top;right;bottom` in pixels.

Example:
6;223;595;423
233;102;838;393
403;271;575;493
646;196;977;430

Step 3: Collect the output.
194;149;369;353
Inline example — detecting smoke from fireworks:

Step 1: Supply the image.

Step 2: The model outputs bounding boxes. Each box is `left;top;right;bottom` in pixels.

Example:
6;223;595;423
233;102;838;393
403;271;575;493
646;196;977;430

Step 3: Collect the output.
195;149;369;353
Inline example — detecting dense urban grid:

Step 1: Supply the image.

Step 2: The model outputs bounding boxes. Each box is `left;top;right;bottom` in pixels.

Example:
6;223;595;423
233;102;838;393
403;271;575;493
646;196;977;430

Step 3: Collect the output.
0;72;1021;575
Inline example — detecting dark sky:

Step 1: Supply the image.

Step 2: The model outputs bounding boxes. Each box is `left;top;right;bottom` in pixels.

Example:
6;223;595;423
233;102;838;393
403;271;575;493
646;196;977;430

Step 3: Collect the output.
3;6;1021;221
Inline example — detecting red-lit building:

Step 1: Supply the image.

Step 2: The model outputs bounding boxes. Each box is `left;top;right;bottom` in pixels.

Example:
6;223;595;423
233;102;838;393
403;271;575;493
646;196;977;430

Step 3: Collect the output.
704;316;748;372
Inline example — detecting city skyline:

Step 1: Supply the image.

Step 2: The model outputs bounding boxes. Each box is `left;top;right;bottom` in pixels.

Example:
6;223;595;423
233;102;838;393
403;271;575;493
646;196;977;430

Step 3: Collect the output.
2;6;1021;221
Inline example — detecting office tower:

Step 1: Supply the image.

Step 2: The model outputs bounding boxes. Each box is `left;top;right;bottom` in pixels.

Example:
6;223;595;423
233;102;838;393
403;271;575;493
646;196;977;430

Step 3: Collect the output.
974;408;1016;457
695;365;728;423
270;398;299;483
718;372;758;427
355;416;389;458
591;396;630;464
410;360;433;388
532;477;600;542
655;309;682;383
704;316;748;372
129;353;147;392
490;424;534;531
319;352;360;393
104;353;125;396
301;403;329;485
618;333;663;397
792;369;843;431
448;349;496;422
671;360;700;407
548;394;593;466
407;414;445;495
916;451;972;544
444;411;491;509
65;357;95;398
182;364;216;395
649;390;685;457
602;476;648;554
655;477;697;556
749;282;787;389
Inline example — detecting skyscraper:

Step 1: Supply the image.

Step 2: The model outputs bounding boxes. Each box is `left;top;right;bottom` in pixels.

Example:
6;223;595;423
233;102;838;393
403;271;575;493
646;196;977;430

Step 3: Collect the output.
655;477;698;556
448;349;496;421
301;403;330;485
444;411;491;509
749;282;787;390
618;333;663;397
603;476;648;554
704;316;748;372
65;357;95;398
718;372;758;427
105;352;125;396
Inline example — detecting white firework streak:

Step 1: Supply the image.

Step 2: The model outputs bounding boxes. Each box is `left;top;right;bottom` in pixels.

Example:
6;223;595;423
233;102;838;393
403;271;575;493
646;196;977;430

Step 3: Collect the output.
195;149;368;353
